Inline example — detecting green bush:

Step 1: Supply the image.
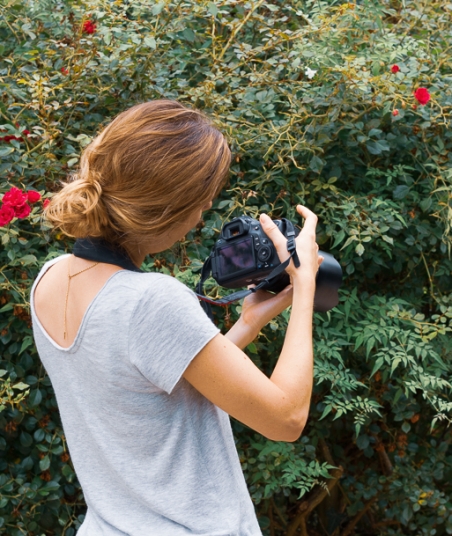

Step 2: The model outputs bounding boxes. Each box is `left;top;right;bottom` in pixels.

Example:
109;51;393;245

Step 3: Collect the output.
1;1;452;534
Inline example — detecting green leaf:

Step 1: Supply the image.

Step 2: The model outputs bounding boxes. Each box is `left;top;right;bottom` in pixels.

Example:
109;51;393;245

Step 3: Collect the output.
43;481;59;492
393;185;410;199
144;37;156;49
19;254;37;266
247;342;257;354
218;200;233;209
12;382;29;390
309;156;324;173
0;147;14;157
207;2;218;16
331;229;345;248
356;434;370;450
152;2;165;15
182;28;196;42
319;405;333;420
19;336;33;355
39;455;50;471
370;357;384;377
34;429;45;442
341;235;358;250
366;140;389;155
390;358;401;376
366;337;375;358
20;431;33;447
29;389;42;406
420;197;432;212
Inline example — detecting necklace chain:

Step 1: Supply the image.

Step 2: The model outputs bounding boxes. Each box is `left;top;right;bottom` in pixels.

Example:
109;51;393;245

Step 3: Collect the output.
64;258;99;340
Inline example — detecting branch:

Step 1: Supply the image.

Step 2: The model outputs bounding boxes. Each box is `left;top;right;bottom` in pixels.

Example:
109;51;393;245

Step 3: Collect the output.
340;496;377;536
217;0;266;62
286;466;344;536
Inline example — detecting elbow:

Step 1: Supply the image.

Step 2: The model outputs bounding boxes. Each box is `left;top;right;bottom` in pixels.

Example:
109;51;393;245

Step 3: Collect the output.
265;410;308;443
285;411;308;442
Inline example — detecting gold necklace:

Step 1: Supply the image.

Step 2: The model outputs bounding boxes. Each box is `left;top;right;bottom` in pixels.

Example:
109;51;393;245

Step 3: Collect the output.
64;258;99;340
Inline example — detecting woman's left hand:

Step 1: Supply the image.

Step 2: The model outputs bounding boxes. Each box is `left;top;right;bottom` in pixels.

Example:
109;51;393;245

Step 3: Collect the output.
239;284;293;334
224;284;293;349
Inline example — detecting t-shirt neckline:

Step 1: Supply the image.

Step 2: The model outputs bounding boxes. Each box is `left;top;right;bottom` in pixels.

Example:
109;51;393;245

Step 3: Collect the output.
31;255;126;353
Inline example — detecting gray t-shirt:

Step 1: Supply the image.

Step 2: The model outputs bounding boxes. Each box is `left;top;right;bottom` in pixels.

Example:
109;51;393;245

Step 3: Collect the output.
31;254;262;536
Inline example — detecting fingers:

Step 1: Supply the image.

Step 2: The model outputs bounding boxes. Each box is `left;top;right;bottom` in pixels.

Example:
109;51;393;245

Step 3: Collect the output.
318;255;324;266
260;207;320;279
296;204;318;235
259;213;287;250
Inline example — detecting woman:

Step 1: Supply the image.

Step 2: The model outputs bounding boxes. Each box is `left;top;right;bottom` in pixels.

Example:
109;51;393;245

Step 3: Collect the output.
31;100;321;535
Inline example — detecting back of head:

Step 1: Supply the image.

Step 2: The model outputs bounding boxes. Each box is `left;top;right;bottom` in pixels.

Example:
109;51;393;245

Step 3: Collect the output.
45;99;231;258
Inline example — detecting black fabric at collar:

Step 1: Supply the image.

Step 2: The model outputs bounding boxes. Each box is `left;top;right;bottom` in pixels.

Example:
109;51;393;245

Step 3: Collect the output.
73;237;143;273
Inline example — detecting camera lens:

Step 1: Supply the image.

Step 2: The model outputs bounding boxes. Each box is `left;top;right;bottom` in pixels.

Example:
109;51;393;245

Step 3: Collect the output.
257;246;271;262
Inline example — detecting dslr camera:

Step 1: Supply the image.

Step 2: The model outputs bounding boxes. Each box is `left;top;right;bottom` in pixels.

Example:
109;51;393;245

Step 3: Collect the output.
210;215;342;312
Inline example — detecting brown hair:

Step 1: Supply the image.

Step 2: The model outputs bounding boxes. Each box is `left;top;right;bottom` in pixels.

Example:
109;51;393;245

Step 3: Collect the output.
45;99;231;258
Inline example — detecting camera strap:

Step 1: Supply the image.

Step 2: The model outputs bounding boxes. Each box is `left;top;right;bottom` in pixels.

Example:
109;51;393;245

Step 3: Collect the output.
195;219;300;320
73;237;144;272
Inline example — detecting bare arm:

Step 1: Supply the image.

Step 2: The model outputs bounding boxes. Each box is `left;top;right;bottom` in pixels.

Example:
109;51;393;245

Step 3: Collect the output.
183;206;320;442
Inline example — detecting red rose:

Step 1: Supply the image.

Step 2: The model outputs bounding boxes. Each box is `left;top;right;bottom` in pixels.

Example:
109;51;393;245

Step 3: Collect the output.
27;190;41;203
391;65;400;74
0;130;29;143
83;20;97;34
1;135;18;143
14;203;31;219
414;87;431;105
0;204;15;226
392;109;399;116
43;199;50;209
61;67;69;75
2;187;28;208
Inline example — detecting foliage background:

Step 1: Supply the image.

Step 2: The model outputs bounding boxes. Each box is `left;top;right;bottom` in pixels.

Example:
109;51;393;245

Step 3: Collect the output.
1;0;452;534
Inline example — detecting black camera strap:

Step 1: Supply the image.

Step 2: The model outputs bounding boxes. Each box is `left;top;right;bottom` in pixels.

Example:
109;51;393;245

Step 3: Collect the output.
73;237;144;272
195;219;300;320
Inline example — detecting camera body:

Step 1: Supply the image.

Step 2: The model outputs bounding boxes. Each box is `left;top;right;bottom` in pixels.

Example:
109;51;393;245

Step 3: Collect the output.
211;215;295;293
210;215;343;312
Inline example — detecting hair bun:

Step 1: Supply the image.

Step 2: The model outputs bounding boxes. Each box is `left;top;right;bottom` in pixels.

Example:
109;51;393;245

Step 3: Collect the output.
45;174;110;239
84;177;103;205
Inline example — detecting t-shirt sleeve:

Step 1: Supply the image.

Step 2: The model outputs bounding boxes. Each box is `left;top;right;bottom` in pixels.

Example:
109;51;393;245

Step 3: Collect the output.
128;274;220;394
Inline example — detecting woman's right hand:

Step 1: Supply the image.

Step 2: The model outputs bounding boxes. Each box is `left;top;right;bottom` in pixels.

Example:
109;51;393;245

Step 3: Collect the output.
259;205;322;283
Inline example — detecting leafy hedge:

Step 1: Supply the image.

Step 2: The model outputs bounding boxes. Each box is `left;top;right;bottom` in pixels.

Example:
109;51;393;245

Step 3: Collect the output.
1;1;452;534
